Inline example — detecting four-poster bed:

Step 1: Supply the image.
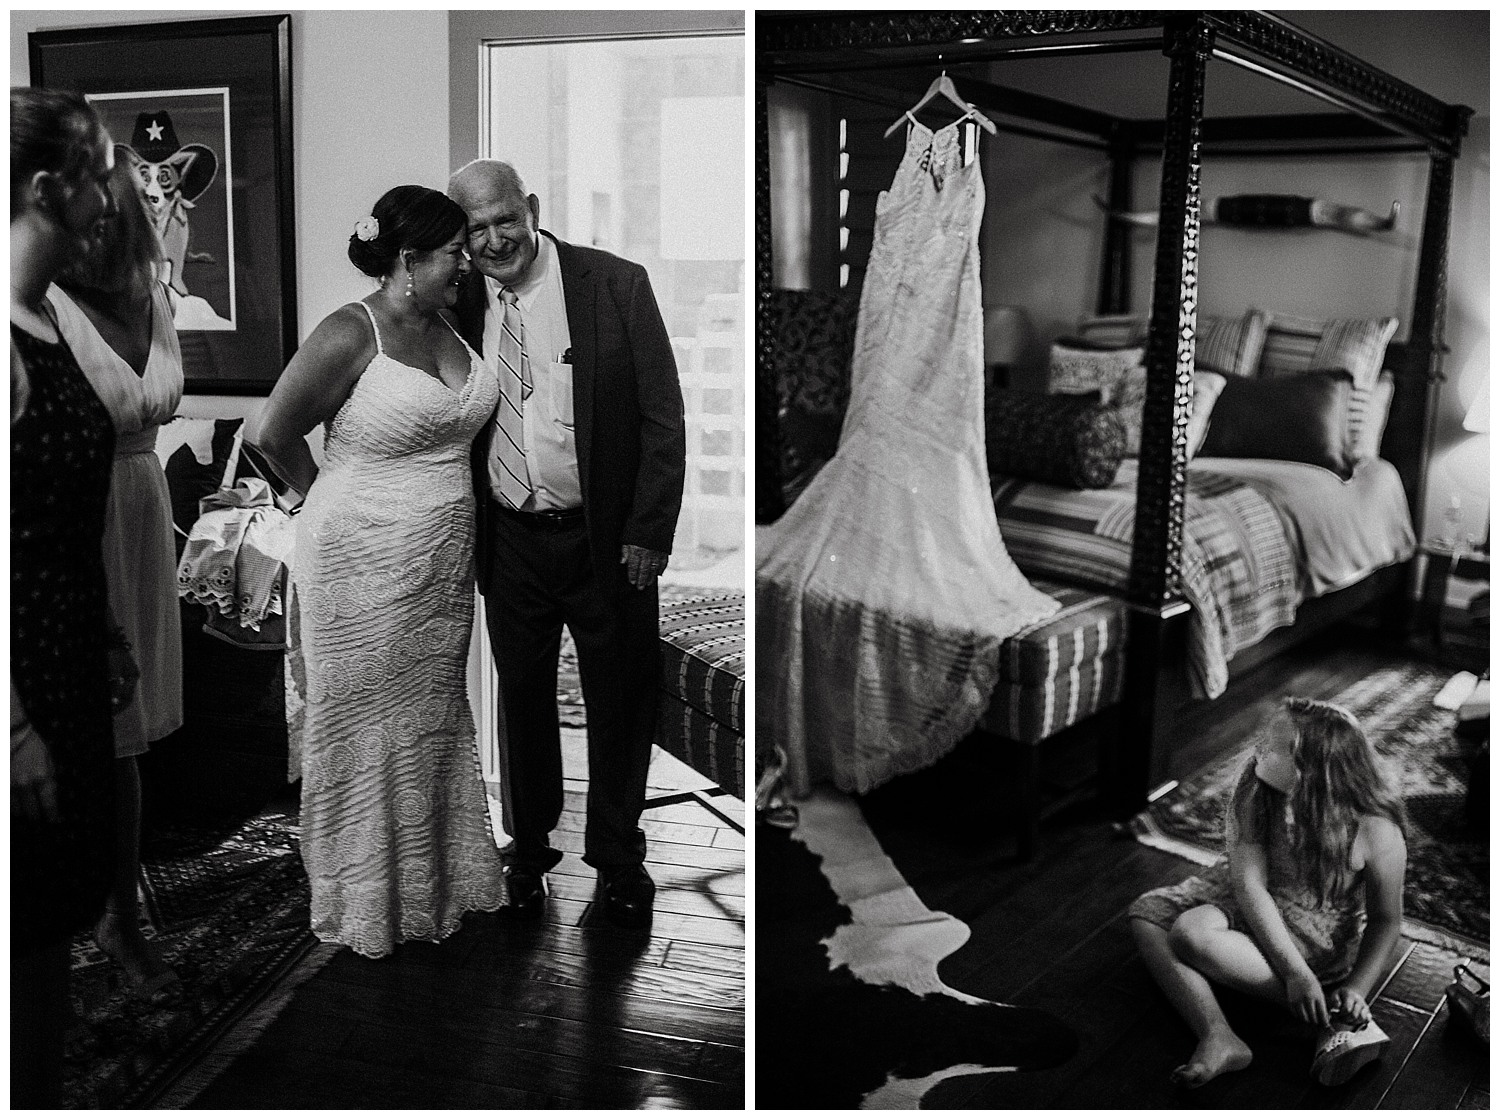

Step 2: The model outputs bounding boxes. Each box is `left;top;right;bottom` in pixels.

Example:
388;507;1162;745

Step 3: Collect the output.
755;12;1473;815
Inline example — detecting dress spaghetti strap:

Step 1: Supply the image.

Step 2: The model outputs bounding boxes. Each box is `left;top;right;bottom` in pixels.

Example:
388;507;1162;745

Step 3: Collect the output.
357;300;385;354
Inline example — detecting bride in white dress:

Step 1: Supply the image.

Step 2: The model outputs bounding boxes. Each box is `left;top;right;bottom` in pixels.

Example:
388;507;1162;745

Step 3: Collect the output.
250;186;504;958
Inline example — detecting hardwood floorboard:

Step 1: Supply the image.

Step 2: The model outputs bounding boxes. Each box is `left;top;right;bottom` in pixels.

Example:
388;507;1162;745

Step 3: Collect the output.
554;851;744;897
191;1046;572;1109
546;869;746;923
1459;1085;1490;1108
176;734;744;1108
1375;1000;1482;1110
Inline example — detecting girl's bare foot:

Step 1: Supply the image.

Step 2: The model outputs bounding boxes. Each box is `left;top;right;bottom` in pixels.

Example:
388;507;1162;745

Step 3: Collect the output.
1171;1033;1253;1088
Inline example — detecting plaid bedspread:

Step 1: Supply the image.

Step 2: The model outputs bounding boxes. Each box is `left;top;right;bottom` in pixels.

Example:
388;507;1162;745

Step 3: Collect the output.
991;460;1298;699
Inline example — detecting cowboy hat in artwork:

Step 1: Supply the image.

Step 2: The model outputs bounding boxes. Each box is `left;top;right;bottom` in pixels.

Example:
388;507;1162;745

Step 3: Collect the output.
119;110;220;300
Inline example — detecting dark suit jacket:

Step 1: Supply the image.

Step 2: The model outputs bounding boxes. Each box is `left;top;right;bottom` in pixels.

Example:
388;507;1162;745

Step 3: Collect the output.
456;231;686;596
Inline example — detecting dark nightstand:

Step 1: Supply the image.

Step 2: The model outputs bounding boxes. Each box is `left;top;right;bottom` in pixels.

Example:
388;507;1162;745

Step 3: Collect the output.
1418;541;1490;647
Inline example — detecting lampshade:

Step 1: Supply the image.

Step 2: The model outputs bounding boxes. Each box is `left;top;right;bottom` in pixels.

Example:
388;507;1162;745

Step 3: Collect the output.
984;305;1031;365
1463;379;1489;434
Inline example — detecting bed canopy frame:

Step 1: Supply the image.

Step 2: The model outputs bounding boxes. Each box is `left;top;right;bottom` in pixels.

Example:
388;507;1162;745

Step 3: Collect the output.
755;11;1473;808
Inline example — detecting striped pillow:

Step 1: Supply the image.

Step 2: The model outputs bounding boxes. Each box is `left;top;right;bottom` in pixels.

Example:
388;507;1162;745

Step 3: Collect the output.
1258;313;1399;460
1076;312;1266;379
1196;311;1268;378
1075;314;1147;349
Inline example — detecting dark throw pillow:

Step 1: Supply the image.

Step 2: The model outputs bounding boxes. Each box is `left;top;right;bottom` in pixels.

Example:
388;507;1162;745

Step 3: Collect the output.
1197;368;1356;478
986;387;1126;490
767;287;861;506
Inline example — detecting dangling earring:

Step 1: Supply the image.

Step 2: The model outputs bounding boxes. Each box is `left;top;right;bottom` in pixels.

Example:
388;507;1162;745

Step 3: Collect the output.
404;268;415;299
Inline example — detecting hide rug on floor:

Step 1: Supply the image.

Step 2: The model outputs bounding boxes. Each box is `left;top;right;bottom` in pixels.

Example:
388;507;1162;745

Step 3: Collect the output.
64;808;336;1108
757;789;1078;1109
1132;662;1489;957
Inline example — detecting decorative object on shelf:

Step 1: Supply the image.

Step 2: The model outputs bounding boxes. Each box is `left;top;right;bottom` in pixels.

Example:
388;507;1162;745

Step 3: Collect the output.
1093;194;1400;235
30;15;296;395
983;305;1030;387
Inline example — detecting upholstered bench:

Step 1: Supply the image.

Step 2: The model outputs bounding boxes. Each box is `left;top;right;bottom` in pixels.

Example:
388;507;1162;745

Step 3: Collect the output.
656;591;746;803
977;578;1130;859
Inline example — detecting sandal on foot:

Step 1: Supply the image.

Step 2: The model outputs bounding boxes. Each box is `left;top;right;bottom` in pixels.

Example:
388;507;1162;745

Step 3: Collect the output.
1311;1019;1389;1086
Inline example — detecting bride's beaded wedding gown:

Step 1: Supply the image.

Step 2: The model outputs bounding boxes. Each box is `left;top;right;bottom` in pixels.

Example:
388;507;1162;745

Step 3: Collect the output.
757;117;1059;797
287;302;505;958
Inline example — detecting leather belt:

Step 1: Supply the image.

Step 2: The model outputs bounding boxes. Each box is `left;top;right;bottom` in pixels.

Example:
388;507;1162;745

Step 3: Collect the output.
493;501;585;526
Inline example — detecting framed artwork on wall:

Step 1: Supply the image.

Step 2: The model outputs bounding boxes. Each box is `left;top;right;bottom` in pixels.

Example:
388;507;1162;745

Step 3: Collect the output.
30;14;296;394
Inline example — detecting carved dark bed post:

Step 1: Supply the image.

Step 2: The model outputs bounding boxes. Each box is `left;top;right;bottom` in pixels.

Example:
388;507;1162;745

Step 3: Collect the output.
1117;15;1211;813
1390;134;1469;545
1097;125;1136;315
755;71;786;525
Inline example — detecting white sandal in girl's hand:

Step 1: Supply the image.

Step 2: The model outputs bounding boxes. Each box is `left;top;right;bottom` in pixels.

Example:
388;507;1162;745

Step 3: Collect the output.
1310;1018;1389;1086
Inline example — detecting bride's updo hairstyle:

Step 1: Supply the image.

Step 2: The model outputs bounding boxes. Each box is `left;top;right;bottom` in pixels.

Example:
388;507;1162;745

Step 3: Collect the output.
347;184;468;279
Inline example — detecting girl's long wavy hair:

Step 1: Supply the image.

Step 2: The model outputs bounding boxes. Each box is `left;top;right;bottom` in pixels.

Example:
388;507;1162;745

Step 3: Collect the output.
1238;696;1407;905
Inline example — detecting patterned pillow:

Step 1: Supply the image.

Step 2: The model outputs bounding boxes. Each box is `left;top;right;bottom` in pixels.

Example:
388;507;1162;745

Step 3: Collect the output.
1186;371;1229;460
1258;312;1399;461
1354;370;1397;462
985;387;1126;489
1195;311;1268;378
766;288;861;505
1047;342;1145;396
1107;368;1228;460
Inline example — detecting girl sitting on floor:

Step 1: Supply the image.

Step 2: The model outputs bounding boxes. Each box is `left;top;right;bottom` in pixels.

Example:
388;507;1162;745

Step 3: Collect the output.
1129;696;1407;1089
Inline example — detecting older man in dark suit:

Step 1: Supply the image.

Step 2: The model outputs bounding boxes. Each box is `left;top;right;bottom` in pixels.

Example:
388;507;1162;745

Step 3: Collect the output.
449;159;685;928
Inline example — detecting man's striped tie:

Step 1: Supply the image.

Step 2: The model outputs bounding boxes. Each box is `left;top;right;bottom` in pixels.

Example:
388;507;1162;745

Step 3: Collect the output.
490;286;534;509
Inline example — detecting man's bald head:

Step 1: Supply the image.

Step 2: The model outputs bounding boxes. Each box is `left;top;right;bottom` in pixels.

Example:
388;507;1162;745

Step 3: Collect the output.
449;159;527;209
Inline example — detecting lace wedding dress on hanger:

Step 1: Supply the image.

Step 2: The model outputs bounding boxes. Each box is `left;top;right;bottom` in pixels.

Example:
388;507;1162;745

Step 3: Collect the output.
757;116;1059;798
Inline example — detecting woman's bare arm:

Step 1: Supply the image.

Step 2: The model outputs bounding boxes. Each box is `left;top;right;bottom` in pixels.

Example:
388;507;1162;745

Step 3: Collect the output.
245;305;373;496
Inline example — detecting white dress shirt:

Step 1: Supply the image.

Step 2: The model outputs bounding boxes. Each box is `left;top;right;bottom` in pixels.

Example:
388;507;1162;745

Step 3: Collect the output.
484;234;581;510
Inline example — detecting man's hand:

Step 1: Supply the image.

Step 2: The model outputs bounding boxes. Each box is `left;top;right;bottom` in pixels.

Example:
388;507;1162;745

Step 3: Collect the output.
12;724;59;825
620;544;668;590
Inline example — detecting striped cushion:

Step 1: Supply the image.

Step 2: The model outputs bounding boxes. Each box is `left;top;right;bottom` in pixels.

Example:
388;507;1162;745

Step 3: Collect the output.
1196;311;1268;378
657;695;743;799
1258;313;1399;461
1075;314;1146;348
658;591;745;734
656;591;744;798
979;579;1128;745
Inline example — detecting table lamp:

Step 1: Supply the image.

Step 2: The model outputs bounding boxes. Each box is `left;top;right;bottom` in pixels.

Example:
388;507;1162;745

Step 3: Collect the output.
1463;379;1489;554
984;306;1030;389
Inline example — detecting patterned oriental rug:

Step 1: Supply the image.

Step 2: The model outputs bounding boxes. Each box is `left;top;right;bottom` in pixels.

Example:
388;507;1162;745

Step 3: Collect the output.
1132;663;1489;956
64;809;336;1109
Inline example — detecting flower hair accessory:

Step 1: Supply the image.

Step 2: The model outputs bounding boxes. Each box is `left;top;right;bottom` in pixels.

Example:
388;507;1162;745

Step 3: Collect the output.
354;215;380;242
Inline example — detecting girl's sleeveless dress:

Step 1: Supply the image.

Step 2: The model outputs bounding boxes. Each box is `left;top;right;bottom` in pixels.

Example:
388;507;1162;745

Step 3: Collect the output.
1129;765;1368;982
50;283;185;756
11;321;118;954
757;117;1059;797
288;303;505;958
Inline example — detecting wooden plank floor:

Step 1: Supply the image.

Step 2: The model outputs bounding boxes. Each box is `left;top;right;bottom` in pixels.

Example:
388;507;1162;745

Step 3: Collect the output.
763;622;1489;1109
187;736;745;1109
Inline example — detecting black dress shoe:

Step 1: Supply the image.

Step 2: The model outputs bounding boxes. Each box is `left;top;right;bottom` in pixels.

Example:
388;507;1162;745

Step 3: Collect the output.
500;866;547;917
597;866;655;929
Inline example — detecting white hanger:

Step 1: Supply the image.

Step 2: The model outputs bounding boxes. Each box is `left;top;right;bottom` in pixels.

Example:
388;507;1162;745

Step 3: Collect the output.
885;71;998;138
